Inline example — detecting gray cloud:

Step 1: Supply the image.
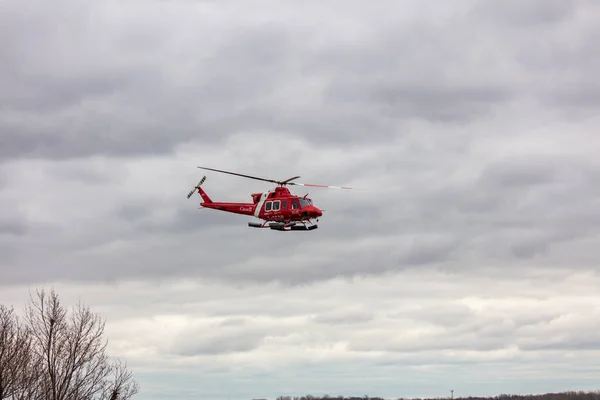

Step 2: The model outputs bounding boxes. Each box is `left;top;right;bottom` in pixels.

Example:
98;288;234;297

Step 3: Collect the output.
172;329;265;356
312;307;374;325
4;0;598;162
0;213;28;236
2;136;599;286
473;0;577;27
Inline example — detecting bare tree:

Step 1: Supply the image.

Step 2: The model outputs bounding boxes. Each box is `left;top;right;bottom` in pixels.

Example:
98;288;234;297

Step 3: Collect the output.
102;360;138;400
0;305;37;400
23;288;139;400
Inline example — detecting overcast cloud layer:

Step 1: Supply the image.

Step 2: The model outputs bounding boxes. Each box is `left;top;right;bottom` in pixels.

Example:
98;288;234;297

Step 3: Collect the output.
2;1;600;399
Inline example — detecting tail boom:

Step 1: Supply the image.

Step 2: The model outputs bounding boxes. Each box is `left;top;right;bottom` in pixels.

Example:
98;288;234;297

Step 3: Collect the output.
187;176;255;216
201;201;256;216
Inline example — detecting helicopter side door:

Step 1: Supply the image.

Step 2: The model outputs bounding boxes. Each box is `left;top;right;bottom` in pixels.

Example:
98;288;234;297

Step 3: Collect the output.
263;198;283;219
290;198;301;216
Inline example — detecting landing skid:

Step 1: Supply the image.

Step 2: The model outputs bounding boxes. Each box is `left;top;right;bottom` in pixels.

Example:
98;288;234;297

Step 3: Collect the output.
248;221;318;231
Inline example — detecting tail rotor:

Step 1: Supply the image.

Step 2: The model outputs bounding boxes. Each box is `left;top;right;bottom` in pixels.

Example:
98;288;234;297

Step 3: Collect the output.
187;175;206;199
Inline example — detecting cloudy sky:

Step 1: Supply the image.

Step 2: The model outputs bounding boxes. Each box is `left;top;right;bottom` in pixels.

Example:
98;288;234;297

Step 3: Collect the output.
2;0;600;399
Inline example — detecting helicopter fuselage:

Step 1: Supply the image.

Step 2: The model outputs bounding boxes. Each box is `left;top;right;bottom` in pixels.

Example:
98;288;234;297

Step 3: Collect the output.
197;185;322;222
187;166;357;231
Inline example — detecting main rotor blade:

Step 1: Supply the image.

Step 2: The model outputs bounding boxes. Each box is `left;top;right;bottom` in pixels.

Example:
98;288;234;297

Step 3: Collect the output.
289;182;363;190
281;175;301;184
197;166;362;189
197;166;282;185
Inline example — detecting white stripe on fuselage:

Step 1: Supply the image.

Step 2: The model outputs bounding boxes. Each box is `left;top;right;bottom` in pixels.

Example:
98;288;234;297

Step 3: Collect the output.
253;191;269;218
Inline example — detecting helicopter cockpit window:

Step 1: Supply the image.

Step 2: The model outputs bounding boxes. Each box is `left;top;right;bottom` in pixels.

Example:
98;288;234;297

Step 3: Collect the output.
282;200;287;210
291;199;299;209
272;201;280;211
299;198;310;207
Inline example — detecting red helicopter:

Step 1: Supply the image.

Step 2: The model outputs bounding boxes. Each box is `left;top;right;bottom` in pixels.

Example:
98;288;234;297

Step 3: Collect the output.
187;166;358;231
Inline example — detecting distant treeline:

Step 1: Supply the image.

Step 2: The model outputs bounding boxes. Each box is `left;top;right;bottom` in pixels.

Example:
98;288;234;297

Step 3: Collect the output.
252;391;600;400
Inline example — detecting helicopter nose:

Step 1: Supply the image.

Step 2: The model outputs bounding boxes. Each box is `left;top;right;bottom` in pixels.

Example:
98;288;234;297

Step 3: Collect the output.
302;206;322;218
308;206;322;217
